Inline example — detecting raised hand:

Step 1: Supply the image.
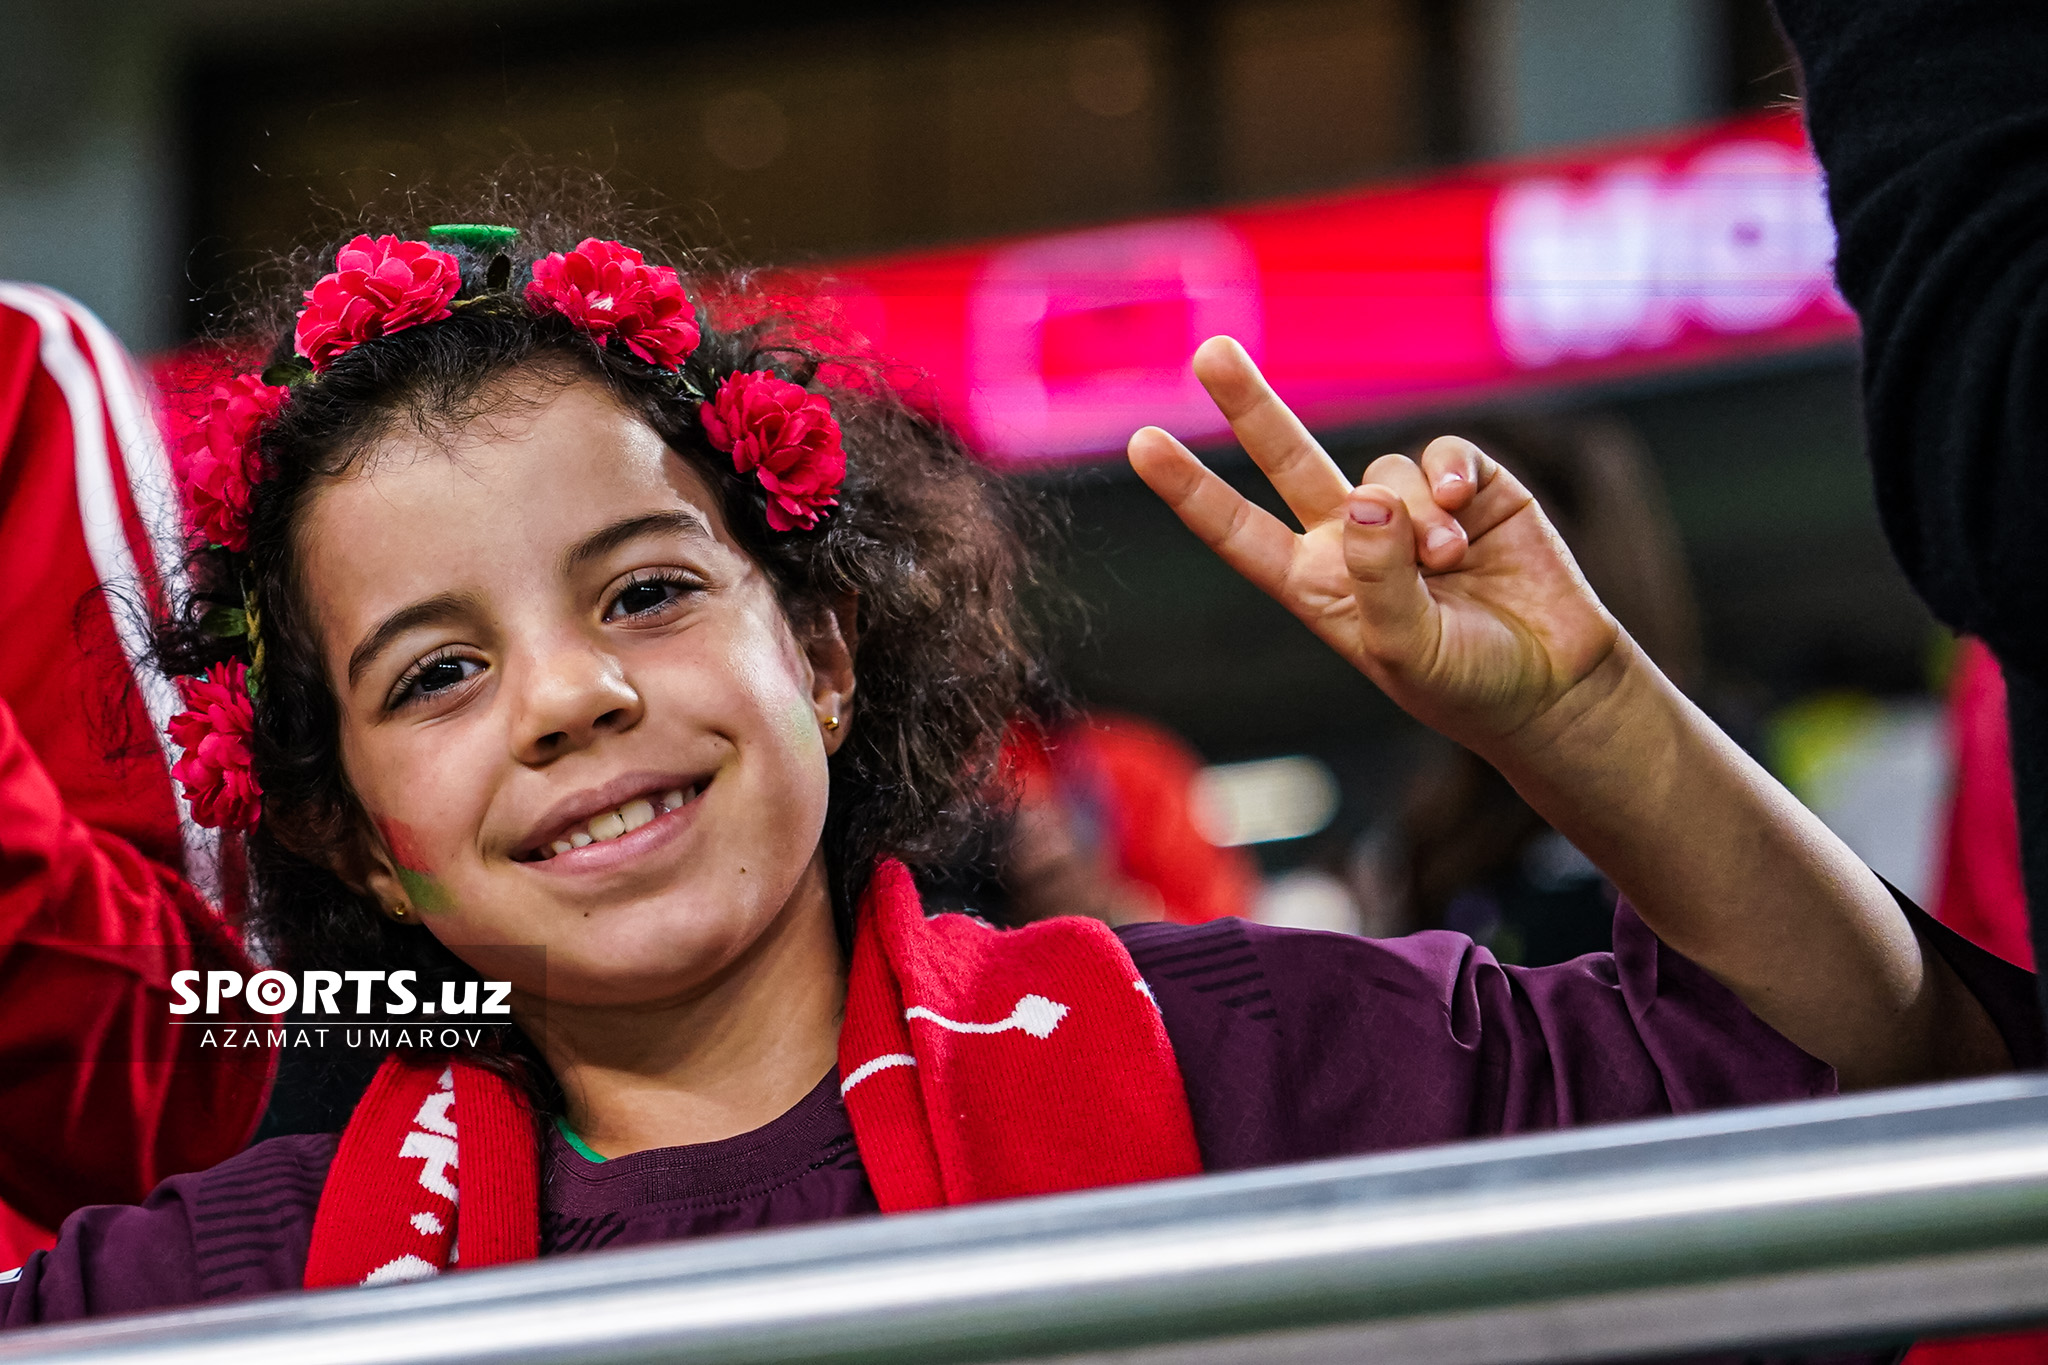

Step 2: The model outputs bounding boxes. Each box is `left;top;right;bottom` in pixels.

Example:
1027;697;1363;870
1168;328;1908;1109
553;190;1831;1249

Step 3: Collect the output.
1134;338;2016;1090
1128;337;1621;755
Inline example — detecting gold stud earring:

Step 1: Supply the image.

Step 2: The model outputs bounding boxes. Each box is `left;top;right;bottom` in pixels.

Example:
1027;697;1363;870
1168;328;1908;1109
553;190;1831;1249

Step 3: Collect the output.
824;715;840;731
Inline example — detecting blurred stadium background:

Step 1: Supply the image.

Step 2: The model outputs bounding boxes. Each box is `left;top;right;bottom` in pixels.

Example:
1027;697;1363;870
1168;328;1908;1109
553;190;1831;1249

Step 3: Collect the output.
0;0;1941;923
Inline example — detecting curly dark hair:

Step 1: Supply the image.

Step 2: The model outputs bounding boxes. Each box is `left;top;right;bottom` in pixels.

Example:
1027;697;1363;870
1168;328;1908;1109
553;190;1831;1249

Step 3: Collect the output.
155;204;1056;1035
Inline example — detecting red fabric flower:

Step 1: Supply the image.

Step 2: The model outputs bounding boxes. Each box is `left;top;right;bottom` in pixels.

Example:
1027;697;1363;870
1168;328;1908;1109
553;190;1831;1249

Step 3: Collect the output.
171;373;286;551
295;235;462;371
167;660;260;830
700;372;846;532
525;238;700;368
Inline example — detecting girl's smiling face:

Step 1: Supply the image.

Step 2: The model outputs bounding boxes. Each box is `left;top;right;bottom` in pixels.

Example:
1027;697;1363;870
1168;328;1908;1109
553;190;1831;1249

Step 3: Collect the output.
297;376;852;1006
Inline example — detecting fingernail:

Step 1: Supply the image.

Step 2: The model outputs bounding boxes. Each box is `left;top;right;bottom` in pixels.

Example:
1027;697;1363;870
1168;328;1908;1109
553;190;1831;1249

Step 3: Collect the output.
1435;473;1465;495
1349;500;1392;527
1424;525;1460;554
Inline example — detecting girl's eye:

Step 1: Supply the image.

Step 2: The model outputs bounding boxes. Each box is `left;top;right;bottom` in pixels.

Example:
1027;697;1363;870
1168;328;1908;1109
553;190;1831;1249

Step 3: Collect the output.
606;572;696;622
392;654;484;709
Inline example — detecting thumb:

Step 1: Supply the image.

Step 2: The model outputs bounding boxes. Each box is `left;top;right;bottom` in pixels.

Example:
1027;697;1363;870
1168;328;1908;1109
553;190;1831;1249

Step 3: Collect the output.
1343;488;1437;667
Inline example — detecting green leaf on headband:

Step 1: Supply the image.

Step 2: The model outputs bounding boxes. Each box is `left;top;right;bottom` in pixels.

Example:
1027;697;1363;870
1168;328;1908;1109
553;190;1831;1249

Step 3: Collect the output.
486;252;513;293
428;224;519;251
200;605;248;639
261;359;311;388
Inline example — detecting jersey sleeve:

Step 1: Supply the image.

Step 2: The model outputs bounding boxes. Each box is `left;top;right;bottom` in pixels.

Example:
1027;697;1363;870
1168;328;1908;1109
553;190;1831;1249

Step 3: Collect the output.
0;287;274;1239
1122;903;2038;1173
0;1134;332;1327
0;286;200;878
0;1182;203;1326
0;697;272;1232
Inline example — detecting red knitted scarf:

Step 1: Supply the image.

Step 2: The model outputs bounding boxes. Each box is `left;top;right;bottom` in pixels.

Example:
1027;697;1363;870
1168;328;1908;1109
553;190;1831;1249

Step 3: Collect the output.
304;859;1202;1287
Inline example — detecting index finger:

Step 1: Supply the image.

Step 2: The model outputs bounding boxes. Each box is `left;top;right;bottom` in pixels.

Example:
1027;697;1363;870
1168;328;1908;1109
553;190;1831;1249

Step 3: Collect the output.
1190;336;1351;529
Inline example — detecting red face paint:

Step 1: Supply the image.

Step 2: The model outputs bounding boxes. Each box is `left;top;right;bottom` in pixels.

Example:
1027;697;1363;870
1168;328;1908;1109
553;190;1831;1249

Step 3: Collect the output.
376;817;454;913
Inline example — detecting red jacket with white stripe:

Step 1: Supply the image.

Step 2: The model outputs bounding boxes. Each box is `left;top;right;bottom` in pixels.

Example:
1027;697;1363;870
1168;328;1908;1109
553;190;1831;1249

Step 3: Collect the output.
0;286;272;1262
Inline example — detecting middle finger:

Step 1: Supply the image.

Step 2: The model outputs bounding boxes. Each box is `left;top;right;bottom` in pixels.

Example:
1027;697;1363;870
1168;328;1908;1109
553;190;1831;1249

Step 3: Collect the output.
1190;336;1352;529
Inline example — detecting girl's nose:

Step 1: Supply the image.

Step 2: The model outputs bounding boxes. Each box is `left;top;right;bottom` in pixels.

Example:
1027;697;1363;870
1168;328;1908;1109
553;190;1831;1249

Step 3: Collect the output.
509;639;643;763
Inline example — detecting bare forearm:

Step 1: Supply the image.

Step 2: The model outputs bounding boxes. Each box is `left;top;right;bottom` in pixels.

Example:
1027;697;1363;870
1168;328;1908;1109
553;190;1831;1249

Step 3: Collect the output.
1481;636;2005;1088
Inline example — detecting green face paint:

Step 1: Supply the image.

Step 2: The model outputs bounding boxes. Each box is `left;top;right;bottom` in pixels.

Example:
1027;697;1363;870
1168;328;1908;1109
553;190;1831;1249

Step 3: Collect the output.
394;865;456;914
377;817;456;914
787;696;826;751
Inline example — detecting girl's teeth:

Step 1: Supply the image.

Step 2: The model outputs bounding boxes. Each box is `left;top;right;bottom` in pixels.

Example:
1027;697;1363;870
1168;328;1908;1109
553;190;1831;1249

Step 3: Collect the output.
540;787;698;859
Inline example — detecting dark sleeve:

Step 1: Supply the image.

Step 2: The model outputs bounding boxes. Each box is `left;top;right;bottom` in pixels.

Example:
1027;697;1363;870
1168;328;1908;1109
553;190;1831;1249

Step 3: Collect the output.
1898;893;2046;1068
1771;1;2048;673
0;1134;331;1327
1121;910;1837;1173
1;1187;201;1326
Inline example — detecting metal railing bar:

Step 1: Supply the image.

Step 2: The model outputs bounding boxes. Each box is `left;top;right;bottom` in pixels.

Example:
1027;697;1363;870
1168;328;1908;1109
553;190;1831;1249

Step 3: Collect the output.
1033;1245;2048;1365
6;1074;2048;1365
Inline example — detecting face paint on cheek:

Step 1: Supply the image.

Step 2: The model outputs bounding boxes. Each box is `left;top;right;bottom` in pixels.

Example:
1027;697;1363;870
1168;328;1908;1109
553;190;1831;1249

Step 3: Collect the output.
396;867;456;915
375;817;457;914
786;697;823;748
739;614;829;753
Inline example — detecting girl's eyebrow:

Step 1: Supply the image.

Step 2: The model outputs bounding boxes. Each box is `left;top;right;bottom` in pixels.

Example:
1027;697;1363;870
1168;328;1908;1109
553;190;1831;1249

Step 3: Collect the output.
347;591;484;688
560;509;715;577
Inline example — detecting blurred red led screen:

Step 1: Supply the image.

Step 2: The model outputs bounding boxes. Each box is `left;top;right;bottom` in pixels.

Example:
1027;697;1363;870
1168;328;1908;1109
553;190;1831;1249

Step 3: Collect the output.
814;110;1855;462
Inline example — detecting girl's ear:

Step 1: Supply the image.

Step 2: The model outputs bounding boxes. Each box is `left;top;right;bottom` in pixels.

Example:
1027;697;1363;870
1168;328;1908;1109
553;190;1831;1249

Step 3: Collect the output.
356;845;422;925
351;814;438;923
273;800;420;925
806;591;859;756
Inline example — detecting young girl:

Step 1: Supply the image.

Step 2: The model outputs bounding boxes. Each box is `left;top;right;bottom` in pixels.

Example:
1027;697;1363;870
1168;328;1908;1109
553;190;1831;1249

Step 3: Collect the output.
0;214;2033;1325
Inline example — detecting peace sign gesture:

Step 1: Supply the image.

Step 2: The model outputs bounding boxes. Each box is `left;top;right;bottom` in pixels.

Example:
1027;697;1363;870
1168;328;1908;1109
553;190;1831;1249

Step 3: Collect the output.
1128;338;1621;756
1131;340;2019;1094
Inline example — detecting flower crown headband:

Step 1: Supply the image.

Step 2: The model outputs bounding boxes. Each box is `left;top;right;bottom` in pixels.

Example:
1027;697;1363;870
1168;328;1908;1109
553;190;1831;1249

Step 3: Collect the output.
165;226;848;832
